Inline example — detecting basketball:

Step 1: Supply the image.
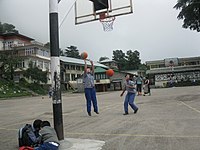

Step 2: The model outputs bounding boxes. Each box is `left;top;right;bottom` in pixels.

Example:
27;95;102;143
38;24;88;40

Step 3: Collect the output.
81;52;88;59
106;69;114;77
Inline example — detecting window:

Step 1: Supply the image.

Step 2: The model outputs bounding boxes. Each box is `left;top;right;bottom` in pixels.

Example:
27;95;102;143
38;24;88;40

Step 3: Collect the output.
71;65;75;70
37;48;50;57
7;41;14;48
44;50;50;57
95;74;101;80
37;49;43;56
44;62;49;70
150;65;159;69
159;64;165;68
38;61;43;69
95;73;107;80
76;66;81;70
16;60;25;68
189;62;196;65
64;64;70;70
65;74;70;82
77;74;81;78
71;74;76;81
25;47;34;56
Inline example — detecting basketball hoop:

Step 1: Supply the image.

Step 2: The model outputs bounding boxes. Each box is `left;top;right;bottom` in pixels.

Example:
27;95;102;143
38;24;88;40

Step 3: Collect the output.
99;13;115;32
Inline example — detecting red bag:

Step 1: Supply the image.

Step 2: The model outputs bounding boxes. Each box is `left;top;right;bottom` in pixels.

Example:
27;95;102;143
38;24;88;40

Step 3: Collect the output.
19;146;34;150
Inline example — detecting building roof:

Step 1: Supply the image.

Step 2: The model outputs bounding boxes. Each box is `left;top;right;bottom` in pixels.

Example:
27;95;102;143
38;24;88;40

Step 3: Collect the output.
121;70;145;75
0;32;34;41
94;67;107;73
60;56;108;68
99;59;116;63
146;56;200;64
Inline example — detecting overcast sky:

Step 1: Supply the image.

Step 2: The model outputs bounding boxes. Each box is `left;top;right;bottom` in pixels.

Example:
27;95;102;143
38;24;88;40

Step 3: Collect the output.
0;0;200;63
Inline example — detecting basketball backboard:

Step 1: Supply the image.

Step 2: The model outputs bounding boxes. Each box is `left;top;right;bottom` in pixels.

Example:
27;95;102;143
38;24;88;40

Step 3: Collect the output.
75;0;133;25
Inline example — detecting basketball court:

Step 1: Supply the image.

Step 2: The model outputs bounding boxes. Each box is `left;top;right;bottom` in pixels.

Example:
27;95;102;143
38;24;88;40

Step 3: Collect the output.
0;86;200;149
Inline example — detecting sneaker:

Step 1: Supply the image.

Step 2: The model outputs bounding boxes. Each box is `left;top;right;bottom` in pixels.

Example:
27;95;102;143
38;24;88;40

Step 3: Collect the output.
94;111;99;114
123;112;129;115
88;112;91;116
134;108;138;114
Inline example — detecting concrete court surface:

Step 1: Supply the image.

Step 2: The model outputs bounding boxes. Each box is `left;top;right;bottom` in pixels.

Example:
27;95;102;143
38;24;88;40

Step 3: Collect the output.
0;86;200;150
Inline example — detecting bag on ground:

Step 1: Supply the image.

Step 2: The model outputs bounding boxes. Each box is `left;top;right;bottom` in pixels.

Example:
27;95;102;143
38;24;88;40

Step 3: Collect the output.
18;124;33;147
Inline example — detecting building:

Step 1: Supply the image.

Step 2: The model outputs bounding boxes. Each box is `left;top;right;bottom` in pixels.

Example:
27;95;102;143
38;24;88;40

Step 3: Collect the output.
0;32;51;83
146;57;200;87
0;33;115;91
99;59;118;69
0;32;146;92
60;56;109;91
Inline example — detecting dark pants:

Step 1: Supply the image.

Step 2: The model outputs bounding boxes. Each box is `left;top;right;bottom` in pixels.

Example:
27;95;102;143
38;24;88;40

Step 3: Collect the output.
137;84;142;93
147;84;151;93
84;88;98;113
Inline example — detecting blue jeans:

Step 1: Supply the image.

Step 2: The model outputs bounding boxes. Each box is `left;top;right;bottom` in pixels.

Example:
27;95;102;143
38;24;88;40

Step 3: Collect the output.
84;88;98;113
124;92;138;113
34;142;58;150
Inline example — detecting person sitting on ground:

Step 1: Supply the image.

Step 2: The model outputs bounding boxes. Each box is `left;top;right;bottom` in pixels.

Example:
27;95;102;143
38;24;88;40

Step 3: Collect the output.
35;121;59;150
18;119;42;148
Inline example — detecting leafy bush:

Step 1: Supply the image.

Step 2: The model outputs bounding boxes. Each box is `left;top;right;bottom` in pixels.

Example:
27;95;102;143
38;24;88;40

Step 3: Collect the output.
0;79;31;98
28;83;46;95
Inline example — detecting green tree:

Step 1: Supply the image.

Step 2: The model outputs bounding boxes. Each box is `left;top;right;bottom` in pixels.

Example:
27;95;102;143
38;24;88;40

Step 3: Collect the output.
112;50;143;70
99;56;109;62
174;0;200;32
126;50;141;70
0;22;18;34
24;62;48;84
138;63;147;70
112;50;127;70
64;45;81;59
0;51;20;80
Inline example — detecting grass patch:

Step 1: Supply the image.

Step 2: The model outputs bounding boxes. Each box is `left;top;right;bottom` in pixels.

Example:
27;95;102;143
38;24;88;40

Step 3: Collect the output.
0;80;31;99
19;78;47;95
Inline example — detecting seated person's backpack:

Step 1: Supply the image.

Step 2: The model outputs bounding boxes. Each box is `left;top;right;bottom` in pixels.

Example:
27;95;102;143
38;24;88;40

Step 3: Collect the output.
18;124;36;147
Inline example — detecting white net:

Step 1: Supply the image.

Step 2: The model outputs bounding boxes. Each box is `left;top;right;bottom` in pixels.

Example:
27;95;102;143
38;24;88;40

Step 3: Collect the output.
100;17;115;32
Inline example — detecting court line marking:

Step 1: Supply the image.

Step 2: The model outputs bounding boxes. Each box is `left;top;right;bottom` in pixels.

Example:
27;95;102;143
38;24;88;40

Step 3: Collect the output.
65;132;200;138
180;101;200;114
0;127;17;131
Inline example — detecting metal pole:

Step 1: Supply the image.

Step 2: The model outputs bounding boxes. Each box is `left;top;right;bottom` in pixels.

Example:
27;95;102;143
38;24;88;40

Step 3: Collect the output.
49;0;64;140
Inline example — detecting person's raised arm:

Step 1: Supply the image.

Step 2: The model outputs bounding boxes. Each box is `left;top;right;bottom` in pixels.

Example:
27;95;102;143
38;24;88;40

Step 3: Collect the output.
90;60;94;75
84;59;87;74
